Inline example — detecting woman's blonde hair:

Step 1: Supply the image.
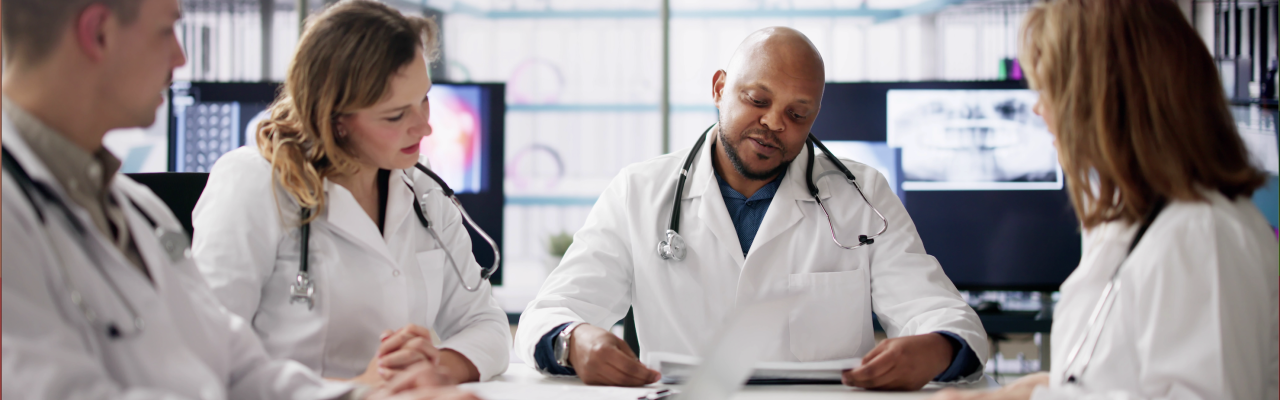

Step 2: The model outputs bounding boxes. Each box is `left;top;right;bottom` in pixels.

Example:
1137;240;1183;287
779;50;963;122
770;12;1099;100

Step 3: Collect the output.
257;0;439;222
1019;0;1265;229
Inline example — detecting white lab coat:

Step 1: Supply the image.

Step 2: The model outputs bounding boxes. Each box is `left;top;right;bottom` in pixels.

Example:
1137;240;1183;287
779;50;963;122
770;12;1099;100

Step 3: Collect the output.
1;118;352;399
515;130;988;378
1035;190;1279;400
191;147;510;381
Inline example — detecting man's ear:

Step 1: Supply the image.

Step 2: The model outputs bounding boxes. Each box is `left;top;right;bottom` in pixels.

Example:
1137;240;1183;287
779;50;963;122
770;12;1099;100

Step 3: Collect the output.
711;69;728;104
74;4;113;63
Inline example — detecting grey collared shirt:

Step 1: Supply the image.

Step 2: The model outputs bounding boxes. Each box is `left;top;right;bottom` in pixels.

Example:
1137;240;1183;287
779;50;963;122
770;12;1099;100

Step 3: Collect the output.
3;97;149;279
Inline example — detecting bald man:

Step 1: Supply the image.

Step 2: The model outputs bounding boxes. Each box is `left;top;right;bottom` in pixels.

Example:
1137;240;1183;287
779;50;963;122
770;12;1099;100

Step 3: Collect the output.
514;27;987;391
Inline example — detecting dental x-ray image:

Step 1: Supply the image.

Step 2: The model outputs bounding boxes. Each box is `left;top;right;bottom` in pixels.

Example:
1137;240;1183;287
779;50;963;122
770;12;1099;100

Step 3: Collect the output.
887;89;1062;191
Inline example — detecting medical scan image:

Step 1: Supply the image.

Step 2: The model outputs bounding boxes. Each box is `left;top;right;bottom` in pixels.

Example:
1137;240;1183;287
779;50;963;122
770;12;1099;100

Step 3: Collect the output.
887;89;1062;191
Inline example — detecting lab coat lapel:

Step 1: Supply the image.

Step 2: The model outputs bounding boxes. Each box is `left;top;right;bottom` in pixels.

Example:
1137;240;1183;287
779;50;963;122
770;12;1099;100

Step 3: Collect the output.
687;130;746;266
113;187;166;289
4;126;166;318
383;170;413;241
322;179;397;265
745;146;815;258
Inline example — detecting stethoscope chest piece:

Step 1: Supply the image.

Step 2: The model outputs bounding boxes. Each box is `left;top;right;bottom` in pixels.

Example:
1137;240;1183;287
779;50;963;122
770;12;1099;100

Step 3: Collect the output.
155;227;192;263
289;271;315;310
657;229;687;261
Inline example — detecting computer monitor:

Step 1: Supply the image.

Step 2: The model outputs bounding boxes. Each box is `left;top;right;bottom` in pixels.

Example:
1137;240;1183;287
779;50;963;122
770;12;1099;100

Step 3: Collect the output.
811;80;1081;292
169;81;507;284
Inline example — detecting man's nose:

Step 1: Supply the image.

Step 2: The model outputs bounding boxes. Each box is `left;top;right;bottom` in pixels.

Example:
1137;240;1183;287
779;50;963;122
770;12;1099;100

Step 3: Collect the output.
759;109;786;132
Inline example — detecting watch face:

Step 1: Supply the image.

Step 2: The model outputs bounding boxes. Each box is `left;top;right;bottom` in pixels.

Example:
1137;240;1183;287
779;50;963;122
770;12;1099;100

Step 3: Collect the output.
555;323;580;367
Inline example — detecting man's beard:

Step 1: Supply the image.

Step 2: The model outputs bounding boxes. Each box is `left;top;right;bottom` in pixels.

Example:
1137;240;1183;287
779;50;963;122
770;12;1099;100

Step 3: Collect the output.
717;123;791;181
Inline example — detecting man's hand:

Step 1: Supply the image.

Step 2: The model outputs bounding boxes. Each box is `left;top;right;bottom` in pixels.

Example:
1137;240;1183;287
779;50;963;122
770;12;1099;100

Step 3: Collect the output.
363;363;480;400
842;333;955;391
567;324;661;387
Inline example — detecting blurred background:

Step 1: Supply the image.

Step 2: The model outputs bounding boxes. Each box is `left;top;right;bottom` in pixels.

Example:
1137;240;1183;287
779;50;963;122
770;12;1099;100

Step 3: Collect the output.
92;0;1277;380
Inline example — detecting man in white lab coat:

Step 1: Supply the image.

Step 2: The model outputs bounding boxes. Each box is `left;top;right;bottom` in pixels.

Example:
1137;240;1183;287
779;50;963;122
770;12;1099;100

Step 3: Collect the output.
0;0;475;398
515;27;988;390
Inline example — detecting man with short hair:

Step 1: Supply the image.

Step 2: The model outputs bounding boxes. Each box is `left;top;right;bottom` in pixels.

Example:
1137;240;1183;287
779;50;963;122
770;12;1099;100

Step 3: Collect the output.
516;27;988;391
0;1;476;399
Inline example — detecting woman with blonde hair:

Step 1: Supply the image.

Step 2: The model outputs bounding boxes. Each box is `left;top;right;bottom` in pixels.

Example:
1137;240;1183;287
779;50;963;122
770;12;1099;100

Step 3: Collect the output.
933;0;1278;399
190;0;510;389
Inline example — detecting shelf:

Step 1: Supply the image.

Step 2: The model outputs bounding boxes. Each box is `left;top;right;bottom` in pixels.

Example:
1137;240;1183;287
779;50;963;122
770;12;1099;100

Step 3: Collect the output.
506;195;600;206
440;0;969;22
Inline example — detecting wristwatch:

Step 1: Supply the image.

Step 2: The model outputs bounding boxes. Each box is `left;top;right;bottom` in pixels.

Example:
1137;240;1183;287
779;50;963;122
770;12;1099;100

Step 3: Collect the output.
554;322;586;369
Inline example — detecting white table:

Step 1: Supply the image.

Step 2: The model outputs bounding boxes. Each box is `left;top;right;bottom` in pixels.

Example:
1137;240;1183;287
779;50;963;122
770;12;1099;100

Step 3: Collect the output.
472;363;999;400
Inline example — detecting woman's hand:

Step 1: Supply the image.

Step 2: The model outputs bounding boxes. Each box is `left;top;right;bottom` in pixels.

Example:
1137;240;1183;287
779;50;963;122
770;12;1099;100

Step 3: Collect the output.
437;349;481;383
350;352;389;387
362;363;479;400
927;372;1049;400
379;325;442;369
1002;372;1049;392
369;324;482;383
370;325;442;382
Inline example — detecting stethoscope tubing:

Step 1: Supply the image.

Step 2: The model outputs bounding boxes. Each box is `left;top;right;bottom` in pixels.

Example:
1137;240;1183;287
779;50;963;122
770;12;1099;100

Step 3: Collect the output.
1061;198;1167;385
291;162;502;309
3;148;148;339
659;124;888;260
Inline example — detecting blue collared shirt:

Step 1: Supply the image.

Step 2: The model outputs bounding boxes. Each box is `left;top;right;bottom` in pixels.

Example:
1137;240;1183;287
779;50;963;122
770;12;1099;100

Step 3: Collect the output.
534;168;982;382
715;170;785;256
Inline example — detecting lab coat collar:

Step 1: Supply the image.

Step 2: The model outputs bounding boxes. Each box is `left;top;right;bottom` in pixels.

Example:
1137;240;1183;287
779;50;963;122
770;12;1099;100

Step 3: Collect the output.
383;169;414;242
781;144;835;202
3;114;165;287
2;114;68;202
683;125;719;201
746;145;820;257
684;126;746;265
684;129;833;202
320;171;408;267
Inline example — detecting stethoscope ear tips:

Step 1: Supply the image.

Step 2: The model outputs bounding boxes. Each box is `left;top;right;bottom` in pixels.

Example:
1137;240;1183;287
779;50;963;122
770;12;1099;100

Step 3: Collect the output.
858;235;873;245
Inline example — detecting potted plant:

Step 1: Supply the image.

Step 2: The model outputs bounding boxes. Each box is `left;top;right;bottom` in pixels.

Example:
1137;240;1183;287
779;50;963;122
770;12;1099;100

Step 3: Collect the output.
545;231;574;274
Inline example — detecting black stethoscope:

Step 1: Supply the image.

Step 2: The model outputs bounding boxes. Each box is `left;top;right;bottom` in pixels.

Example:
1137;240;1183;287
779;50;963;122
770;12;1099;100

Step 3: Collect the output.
656;124;889;261
288;163;501;310
3;148;193;340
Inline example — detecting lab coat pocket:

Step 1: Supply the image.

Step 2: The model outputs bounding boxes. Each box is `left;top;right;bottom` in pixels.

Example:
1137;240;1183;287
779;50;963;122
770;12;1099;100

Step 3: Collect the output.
787;269;867;362
415;249;446;325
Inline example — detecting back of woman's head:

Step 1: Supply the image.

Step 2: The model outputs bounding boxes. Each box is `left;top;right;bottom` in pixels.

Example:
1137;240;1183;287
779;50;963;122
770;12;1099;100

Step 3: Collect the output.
258;0;439;217
1019;0;1265;228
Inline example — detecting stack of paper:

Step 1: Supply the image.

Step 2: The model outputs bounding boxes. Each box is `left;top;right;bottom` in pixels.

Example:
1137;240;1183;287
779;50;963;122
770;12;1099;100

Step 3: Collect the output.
459;381;674;400
648;351;862;384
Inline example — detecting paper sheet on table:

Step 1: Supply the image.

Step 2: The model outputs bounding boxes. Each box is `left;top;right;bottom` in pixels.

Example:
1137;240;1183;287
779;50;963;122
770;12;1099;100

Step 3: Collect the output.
459;381;675;400
649;351;861;384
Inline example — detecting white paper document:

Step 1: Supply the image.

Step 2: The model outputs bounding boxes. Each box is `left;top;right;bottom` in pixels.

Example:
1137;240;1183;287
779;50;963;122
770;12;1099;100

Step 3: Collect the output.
459;381;674;400
649;351;862;384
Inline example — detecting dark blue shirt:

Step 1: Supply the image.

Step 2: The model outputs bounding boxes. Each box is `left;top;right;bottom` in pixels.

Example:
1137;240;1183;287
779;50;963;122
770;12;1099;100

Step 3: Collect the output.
534;168;983;381
715;170;785;256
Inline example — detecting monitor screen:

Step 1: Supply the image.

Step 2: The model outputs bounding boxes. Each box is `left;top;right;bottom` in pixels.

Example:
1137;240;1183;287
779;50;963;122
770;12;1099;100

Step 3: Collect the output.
421;84;489;193
169;81;507;284
812;81;1081;291
169;82;275;173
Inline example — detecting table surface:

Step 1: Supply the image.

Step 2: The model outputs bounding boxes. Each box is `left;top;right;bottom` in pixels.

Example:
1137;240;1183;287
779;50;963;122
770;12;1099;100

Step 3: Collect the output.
476;363;1000;400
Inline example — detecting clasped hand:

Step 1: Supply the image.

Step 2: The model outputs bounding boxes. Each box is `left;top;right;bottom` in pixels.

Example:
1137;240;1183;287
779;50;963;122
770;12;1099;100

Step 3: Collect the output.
353;324;478;386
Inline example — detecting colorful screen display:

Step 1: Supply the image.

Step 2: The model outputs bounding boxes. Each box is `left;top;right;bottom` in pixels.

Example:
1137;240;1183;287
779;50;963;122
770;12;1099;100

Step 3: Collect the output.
422;84;487;194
